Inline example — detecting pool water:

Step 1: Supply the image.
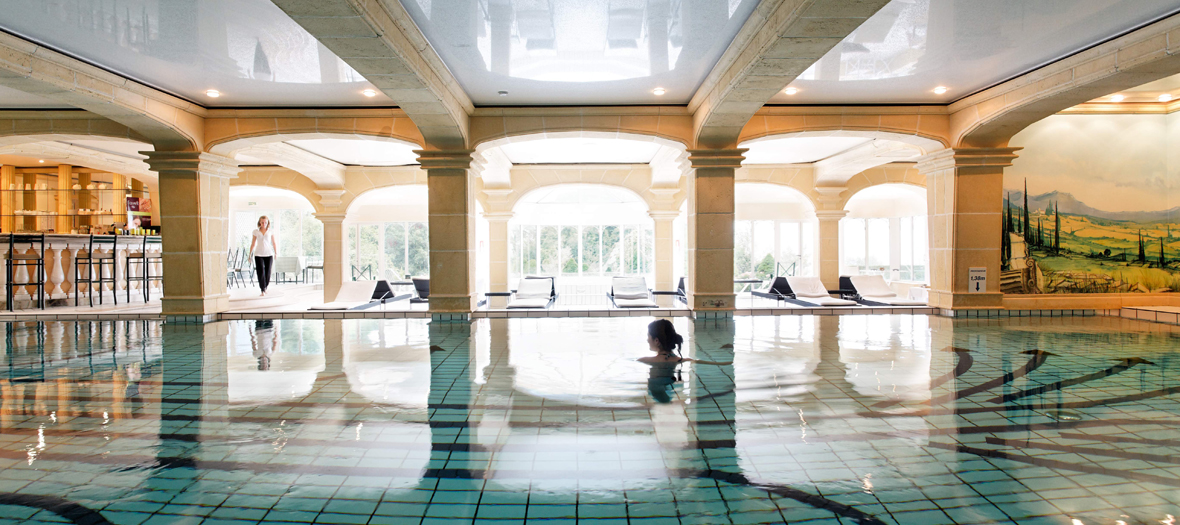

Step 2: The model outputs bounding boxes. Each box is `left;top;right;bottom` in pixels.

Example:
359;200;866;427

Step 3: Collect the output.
0;315;1178;524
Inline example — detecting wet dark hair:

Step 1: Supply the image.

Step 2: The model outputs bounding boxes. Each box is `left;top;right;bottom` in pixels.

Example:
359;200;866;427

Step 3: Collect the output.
648;319;684;356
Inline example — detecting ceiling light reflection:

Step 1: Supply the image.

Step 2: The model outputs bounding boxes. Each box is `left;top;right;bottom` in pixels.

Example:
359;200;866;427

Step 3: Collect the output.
932;86;948;95
652;87;666;96
1110;94;1125;102
784;87;799;95
206;89;221;98
362;89;377;97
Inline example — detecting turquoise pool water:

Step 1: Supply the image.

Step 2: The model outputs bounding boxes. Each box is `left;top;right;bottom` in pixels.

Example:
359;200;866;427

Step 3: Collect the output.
0;315;1177;524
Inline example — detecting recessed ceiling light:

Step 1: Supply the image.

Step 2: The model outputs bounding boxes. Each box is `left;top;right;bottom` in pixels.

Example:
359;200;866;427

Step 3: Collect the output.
652;87;666;96
497;90;509;97
932;86;948;95
1109;94;1125;102
205;89;221;98
784;87;799;95
1159;94;1173;102
362;89;377;97
38;160;44;163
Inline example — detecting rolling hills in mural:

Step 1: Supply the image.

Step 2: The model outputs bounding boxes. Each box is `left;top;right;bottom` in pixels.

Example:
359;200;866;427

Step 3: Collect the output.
1002;189;1179;294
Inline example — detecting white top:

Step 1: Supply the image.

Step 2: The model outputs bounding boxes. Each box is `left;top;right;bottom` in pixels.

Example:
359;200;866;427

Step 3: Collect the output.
252;229;276;257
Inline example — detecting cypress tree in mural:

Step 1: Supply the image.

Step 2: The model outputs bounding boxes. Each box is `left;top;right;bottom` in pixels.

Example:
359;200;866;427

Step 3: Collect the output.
1053;201;1060;254
1002;193;1012;270
1023;179;1031;241
1138;230;1147;263
1037;218;1043;247
1161;237;1167;267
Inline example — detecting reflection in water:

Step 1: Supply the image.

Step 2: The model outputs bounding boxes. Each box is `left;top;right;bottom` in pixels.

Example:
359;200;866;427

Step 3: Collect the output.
0;317;1177;524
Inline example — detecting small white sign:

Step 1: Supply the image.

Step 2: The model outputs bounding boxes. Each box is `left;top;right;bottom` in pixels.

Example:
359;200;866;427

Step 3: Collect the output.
968;267;987;293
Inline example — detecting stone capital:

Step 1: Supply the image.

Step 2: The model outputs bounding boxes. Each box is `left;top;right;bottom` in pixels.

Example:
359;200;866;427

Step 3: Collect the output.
814;186;847;204
815;210;849;222
314;213;347;225
916;147;1021;173
416;149;475;170
687;148;747;169
648;210;681;221
143;151;241;179
313;189;347;209
483;211;514;222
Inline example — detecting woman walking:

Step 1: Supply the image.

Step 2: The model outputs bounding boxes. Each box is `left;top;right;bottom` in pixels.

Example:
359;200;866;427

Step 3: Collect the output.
249;216;278;296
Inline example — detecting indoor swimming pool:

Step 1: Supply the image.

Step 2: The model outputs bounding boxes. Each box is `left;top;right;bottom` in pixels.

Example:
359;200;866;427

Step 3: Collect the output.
0;316;1177;525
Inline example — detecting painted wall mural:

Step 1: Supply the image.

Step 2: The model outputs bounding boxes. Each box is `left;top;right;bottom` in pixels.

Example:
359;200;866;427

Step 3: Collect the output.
1003;113;1179;294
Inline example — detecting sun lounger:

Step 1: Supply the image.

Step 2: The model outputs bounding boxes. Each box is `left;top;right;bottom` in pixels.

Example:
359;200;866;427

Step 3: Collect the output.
410;278;429;304
751;276;793;301
309;281;384;310
785;277;859;307
847;275;927;306
508;276;557;308
608;276;658;308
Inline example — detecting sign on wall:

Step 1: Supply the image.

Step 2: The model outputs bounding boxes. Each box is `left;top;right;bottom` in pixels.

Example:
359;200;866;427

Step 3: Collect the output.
969;267;987;293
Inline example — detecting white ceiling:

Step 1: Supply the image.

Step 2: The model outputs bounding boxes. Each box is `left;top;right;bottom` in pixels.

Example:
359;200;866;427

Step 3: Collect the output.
400;0;761;104
0;0;393;107
498;138;662;164
768;0;1180;105
286;139;419;166
741;137;871;165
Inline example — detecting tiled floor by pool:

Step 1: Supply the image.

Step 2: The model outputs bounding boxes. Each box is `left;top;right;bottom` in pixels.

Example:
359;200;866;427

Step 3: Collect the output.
0;315;1178;524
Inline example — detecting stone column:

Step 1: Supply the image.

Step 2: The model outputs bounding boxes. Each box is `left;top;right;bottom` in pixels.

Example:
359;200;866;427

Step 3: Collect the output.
316;213;347;303
56;165;72;234
419;150;477;319
650;210;678;291
815;210;847;290
143;152;241;321
485;212;512;294
0;165;15;233
686;149;744;314
916;148;1019;310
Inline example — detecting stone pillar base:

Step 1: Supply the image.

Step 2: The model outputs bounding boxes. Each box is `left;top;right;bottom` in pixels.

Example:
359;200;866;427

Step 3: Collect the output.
165;314;219;324
692;293;737;310
431;312;471;323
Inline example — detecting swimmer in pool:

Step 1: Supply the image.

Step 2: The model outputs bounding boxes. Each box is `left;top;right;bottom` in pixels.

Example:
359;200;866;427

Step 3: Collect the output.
637;319;731;365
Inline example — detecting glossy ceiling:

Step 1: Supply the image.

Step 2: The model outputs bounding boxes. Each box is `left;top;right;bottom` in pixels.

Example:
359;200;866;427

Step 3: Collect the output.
741;137;871;164
400;0;760;105
769;0;1180;105
0;0;392;107
498;138;662;164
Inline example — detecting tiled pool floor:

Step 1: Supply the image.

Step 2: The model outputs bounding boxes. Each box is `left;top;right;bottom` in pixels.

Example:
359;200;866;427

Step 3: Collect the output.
0;315;1178;524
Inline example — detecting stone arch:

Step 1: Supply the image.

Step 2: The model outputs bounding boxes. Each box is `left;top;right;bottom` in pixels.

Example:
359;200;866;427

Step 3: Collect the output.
738;127;947;155
735;166;821;210
508;181;653;215
0;129;151;147
494;165;676;215
950;13;1180;148
470;121;693;152
231;168;325;214
207;129;424;157
340;167;429;215
840;165;926;210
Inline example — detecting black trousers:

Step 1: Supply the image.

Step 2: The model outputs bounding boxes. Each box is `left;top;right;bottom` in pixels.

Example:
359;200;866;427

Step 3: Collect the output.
255;256;273;292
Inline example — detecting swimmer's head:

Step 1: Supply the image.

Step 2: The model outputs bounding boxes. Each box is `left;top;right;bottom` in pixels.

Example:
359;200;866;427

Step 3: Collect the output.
647;319;683;356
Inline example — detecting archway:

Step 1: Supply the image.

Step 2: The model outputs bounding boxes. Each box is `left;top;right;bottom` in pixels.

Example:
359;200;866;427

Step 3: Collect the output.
840;183;929;287
508;184;654;306
228;186;323;291
344;185;430;282
735;183;819;299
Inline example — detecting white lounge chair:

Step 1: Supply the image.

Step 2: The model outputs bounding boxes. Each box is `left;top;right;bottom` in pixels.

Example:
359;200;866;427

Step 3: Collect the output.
848;275;927;306
508;276;557;308
786;277;858;307
608;276;658;308
308;281;383;310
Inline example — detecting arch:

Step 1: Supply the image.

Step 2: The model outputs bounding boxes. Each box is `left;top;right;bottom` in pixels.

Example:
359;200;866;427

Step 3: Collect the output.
345;184;430;221
735;166;821;211
340;167;429;215
231;168;325;214
208;129;424;157
510;182;652;215
842;183;928;217
0;129;151;147
841;165;927;210
229;185;319;213
470;118;694;152
494;164;675;214
738;128;947;155
950;13;1180;148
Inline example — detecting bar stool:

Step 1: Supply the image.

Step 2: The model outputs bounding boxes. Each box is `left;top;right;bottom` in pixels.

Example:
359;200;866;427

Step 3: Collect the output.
5;234;46;311
126;235;163;302
75;234;118;307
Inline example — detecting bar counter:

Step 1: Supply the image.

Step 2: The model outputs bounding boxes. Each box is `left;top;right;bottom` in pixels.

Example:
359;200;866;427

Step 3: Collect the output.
2;234;163;309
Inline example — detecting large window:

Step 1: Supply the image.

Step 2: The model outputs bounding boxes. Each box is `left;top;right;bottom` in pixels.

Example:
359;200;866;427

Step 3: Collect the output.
231;209;323;264
840;184;928;283
509;223;653;279
734;220;816;282
347;222;429;281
